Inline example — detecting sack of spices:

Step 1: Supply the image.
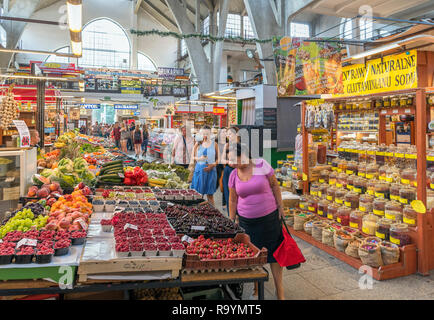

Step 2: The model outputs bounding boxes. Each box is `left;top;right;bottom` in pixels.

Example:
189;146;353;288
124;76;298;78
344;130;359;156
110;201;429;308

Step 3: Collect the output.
380;241;400;265
322;227;335;246
294;213;308;231
285;212;295;227
363;236;382;246
342;226;360;238
358;243;384;268
304;220;314;235
345;238;363;259
333;230;353;252
312;221;326;241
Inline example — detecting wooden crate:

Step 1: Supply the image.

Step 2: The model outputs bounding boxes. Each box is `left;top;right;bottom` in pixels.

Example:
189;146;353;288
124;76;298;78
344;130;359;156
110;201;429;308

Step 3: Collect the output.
77;257;183;283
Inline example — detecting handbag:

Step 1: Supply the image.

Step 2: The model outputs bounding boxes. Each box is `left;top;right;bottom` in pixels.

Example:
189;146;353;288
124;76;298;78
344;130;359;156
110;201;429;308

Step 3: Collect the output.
273;217;306;269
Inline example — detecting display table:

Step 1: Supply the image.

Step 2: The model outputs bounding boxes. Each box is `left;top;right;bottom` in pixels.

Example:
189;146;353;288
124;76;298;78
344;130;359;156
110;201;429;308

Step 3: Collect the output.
0;268;269;300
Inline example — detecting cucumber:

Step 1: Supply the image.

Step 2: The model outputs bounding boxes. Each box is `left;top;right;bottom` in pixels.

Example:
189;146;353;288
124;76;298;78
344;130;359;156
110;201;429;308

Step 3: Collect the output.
102;160;123;168
99;166;123;175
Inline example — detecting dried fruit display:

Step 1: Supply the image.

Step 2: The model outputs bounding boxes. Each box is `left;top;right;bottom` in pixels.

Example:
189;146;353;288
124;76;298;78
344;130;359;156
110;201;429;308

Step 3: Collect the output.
0;86;19;129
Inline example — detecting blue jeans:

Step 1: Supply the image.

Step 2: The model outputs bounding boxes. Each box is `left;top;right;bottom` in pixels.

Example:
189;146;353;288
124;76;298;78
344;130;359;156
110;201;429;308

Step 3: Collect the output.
142;139;148;154
222;165;235;208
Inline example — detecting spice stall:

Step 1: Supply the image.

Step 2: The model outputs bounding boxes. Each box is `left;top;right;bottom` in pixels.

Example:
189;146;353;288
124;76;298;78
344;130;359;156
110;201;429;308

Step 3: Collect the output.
283;47;434;279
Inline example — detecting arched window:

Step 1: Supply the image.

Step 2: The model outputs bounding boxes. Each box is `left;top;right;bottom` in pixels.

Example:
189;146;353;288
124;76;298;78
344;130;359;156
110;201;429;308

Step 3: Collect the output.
79;18;131;69
45;46;71;64
137;52;157;71
340;18;353;39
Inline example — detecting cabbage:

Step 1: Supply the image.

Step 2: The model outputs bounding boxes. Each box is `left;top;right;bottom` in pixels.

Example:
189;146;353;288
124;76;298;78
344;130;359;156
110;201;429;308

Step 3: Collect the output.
40;169;53;178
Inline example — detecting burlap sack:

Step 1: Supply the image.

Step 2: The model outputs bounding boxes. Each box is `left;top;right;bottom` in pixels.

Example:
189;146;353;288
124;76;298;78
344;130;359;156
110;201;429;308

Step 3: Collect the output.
312;221;325;241
342;226;361;238
380;241;400;265
345;238;362;259
285;212;295;227
304;221;313;235
358;243;384;267
294;214;308;231
333;230;353;252
322;227;335;246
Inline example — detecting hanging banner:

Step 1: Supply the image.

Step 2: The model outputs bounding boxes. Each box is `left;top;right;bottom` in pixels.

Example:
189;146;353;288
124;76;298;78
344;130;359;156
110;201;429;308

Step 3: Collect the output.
273;37;343;96
120;80;142;94
114;104;138;110
12;120;30;148
337;50;418;96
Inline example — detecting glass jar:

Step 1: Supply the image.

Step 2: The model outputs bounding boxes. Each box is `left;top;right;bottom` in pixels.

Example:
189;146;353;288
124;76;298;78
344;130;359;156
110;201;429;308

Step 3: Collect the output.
344;192;359;209
337;207;351;226
317;199;330;217
335;189;347;205
385;200;402;213
373;198;387;217
350;210;365;230
366;180;377;196
385;167;399;183
385;210;403;223
390;96;399;108
317;143;327;165
347;175;355;191
379;165;388;180
353;177;367;194
401;168;416;187
347;161;358;176
366;164;379;180
376;218;393;241
399;95;408;107
319;184;328;199
362;214;379;235
329;172;337;186
319;170;329;184
374;182;390;199
327;203;340;221
390;223;411;247
376;144;387;166
326;186;337;202
399;186;416;205
299;197;308;211
336;173;348;189
310;183;320;197
338;159;348;174
357;163;367;178
359;194;374;213
383;96;391;108
390;183;401;202
403;205;417;227
332;158;340;171
308;197;320;213
366;145;376;163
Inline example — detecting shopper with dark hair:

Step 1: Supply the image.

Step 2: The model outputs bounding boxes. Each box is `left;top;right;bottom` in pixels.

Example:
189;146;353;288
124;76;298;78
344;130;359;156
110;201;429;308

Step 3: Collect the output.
141;124;149;157
191;125;218;205
221;126;240;211
133;124;143;158
228;143;285;300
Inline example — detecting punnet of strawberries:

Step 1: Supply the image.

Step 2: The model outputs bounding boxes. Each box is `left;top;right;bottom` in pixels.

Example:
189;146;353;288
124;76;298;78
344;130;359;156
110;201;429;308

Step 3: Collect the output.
157;243;171;251
0;246;15;256
37;241;53;249
54;239;71;249
16;246;35;255
70;231;86;239
36;247;54;255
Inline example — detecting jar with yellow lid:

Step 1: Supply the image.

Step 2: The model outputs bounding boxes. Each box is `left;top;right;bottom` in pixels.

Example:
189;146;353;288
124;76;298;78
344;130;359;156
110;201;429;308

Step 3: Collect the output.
350;210;365;230
334;189;347;205
353;177;366;194
373;198;387;217
374;182;390;199
401;168;416;187
336;173;347;189
329;171;337;186
347;175;355;191
344;191;359;209
385;167;399;183
385;200;402;213
327;203;340;221
403;205;417;227
390;183;401;202
390;96;399;108
357;163;367;178
359;194;374;213
376;144;387;166
308;197;320;213
390;223;411;247
366;164;379;180
384;210;403;223
310;183;320;197
376;218;393;241
317;199;330;217
319;170;329;184
318;184;328;199
337;159;347;174
362;214;379;235
383;96;391;108
326;186;337;202
399;186;416;205
337;207;351;226
366;180;377;196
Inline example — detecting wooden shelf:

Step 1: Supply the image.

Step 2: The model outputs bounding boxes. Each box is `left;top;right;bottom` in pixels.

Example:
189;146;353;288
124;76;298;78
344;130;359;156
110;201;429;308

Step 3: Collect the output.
288;226;417;280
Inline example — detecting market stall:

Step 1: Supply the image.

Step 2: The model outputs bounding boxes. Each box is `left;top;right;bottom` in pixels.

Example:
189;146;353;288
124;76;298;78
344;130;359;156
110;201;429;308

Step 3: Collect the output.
278;47;434;279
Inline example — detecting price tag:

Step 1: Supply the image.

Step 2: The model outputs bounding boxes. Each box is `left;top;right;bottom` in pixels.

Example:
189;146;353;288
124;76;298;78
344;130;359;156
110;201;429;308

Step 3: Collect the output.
390;195;400;201
358;172;366;178
277;161;284;165
385;213;395;220
336;183;343;188
405;109;411;113
430;183;434;189
379;176;385;181
403;217;416;225
326;196;333;201
354;187;362;194
76;218;88;231
374;192;385;199
191;226;206;231
337;217;342;223
366;174;374;179
347;185;353;191
405;154;417;159
411;200;426;214
282;182;287;187
359;206;366;212
331;167;338;171
319;179;325;183
367;151;375;155
181;235;194;243
118;173;125;178
385;152;394;157
181;213;189;219
299;204;305;209
302;173;308;181
393;109;399;114
401;178;410;184
427;156;434;162
308;206;315;212
385;177;393;183
310;191;318;196
381;110;387;115
400;198;408;204
317;210;323;216
375;232;385;239
349;222;358;229
16;238;37;249
390;236;400;245
395;153;404;158
124;223;138;230
329;180;336;186
318;191;322;197
376;151;385;156
292;166;297;171
373;209;384;216
335;199;343;204
344;201;351;208
367;190;374;195
346;170;353;175
327;213;333;220
337;168;342;173
362;227;370;234
338;148;344;152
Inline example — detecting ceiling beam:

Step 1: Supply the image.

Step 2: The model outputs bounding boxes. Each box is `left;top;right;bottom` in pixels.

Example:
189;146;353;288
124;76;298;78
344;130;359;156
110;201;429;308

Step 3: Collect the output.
142;0;179;32
160;0;206;20
202;0;213;11
335;0;356;14
311;0;328;10
135;0;143;14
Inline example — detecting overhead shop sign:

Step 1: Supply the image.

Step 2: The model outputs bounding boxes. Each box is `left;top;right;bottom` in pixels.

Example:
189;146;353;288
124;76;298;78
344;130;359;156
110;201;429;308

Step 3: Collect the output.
272;37;343;96
158;67;185;80
213;106;226;115
80;104;101;109
114;104;138;110
121;80;142;94
337;50;418;96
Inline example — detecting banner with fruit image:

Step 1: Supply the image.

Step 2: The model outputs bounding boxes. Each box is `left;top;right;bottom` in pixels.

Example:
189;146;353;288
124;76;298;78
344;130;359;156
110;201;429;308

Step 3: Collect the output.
272;37;343;96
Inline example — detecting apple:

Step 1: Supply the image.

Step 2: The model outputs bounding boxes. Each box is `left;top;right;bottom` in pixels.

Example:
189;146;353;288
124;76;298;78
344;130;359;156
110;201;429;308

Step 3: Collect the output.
46;222;57;230
36;188;50;199
49;183;59;192
59;218;70;229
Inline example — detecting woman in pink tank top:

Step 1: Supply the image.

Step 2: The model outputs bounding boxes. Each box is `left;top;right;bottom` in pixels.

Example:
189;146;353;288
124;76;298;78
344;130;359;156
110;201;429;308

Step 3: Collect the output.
228;143;285;300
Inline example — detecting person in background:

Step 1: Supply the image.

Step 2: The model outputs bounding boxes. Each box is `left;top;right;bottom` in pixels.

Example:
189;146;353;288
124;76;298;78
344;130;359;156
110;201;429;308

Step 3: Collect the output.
221;126;240;213
141;124;149;158
79;125;86;134
294;124;313;161
132;124;143;159
191;126;218;206
171;125;193;168
120;122;129;153
216;128;227;207
30;129;40;148
112;122;121;149
127;121;135;151
228;143;285;300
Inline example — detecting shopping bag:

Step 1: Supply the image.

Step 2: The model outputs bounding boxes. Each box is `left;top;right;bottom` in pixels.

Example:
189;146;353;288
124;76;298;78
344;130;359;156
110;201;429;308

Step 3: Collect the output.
187;162;195;183
273;218;306;268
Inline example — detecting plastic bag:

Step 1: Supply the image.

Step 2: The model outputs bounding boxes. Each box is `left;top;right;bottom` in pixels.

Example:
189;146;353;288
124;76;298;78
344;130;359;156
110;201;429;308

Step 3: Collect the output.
358;243;384;267
380;241;400;265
